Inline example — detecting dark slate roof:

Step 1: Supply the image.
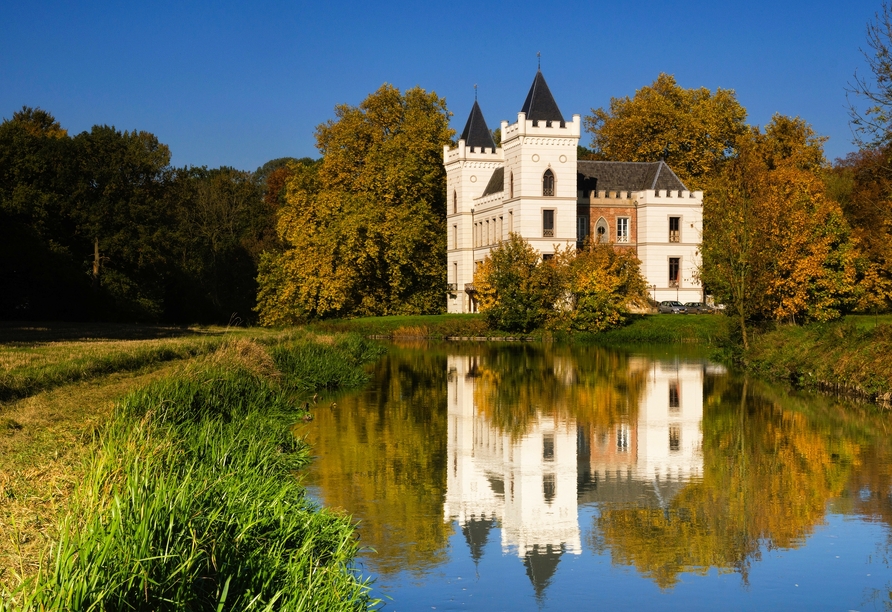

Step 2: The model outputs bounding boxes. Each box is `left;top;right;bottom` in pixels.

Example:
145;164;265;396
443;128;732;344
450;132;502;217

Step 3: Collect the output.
520;71;565;126
459;101;497;151
481;166;504;197
576;160;688;193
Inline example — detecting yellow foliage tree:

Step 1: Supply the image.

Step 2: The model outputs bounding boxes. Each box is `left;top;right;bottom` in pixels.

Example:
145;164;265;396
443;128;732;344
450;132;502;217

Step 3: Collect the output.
584;74;748;190
256;85;454;324
701;115;858;344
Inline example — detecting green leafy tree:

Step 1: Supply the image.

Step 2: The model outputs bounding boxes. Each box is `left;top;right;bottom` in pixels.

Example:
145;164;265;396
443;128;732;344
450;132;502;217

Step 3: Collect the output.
473;234;556;333
584;73;748;191
257;85;453;323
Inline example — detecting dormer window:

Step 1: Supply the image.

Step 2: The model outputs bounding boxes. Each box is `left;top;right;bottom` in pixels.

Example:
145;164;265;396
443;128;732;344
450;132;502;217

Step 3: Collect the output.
543;169;554;196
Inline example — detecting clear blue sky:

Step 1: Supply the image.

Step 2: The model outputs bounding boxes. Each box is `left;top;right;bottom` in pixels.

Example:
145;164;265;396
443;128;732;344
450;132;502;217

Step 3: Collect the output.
0;0;881;171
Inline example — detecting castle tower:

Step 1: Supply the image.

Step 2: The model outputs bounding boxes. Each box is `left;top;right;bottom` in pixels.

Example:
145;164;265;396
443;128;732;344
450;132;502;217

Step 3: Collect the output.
444;100;503;313
500;71;581;258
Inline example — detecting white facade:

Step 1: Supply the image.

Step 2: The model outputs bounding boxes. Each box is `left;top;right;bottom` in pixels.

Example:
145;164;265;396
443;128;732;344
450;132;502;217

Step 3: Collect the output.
445;73;704;312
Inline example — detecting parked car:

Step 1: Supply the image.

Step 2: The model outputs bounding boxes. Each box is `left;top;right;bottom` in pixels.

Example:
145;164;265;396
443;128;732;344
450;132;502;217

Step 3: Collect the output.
658;300;687;314
683;302;714;314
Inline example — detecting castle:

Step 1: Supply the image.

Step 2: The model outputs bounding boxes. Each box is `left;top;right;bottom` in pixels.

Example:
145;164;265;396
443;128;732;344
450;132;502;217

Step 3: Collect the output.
445;71;704;313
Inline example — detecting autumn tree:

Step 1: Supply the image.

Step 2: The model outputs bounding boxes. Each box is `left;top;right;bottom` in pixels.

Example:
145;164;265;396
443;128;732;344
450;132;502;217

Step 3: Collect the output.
473;234;557;333
701;116;858;345
828;147;892;311
551;242;649;333
256;85;453;324
584;74;748;190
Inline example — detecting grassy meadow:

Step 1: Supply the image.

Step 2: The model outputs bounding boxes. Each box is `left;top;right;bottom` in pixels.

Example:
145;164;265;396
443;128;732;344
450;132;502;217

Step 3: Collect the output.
0;323;384;610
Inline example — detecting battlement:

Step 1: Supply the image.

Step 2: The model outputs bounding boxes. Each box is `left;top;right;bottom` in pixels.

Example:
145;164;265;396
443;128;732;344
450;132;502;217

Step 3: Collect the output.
641;189;703;200
589;190;633;200
444;140;504;165
500;113;581;144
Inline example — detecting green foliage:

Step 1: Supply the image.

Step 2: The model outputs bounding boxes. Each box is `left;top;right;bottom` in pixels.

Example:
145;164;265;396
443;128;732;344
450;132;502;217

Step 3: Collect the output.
474;235;649;334
256;85;454;324
474;234;556;333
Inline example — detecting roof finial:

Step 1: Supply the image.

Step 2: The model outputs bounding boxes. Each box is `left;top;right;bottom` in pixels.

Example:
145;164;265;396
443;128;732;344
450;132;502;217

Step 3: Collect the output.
474;83;477;101
537;51;541;70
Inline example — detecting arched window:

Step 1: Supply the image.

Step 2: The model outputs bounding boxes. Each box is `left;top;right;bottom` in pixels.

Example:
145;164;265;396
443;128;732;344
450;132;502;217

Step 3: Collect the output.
453;190;457;214
542;169;555;197
509;171;514;199
595;217;609;244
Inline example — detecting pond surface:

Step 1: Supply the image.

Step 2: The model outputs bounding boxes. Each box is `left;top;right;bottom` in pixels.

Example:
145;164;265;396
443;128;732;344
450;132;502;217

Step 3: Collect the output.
299;342;892;611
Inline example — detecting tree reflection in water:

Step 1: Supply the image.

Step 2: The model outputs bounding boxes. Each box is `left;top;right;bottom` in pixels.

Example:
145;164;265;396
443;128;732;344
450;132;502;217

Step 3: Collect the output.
301;341;892;599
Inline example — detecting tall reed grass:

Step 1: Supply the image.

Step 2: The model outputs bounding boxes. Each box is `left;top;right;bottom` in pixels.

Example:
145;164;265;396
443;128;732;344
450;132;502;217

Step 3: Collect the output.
11;335;385;611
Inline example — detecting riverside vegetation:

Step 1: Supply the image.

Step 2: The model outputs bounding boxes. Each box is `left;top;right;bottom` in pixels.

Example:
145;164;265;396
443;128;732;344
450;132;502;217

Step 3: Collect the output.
0;324;385;610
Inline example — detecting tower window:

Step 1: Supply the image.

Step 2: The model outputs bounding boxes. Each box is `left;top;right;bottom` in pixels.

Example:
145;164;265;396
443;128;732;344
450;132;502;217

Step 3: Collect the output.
669;257;680;288
453;224;457;249
543;169;555;196
453;190;457;215
543;209;555;237
510;171;514;199
669;216;680;242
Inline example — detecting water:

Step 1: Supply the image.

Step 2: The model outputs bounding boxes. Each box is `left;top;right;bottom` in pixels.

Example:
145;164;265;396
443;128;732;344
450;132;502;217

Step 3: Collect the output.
299;341;892;611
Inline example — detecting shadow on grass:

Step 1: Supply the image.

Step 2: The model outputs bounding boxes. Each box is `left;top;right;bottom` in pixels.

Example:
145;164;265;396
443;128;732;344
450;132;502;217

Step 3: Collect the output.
0;321;217;345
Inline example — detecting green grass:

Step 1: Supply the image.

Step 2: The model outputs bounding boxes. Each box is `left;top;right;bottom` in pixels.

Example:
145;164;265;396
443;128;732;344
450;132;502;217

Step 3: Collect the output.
568;313;728;345
0;336;225;402
745;319;892;399
311;314;509;339
4;332;385;610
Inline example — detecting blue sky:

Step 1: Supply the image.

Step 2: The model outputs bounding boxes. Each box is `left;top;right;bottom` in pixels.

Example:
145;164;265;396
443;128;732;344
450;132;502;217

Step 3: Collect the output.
0;0;882;170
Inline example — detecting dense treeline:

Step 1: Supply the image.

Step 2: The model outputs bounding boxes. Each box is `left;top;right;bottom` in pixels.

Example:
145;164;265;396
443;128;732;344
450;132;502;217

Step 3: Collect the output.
0;107;293;323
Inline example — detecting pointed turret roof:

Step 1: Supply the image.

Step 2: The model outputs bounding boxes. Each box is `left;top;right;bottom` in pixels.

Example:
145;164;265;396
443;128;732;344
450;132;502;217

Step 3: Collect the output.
520;71;565;125
460;100;497;150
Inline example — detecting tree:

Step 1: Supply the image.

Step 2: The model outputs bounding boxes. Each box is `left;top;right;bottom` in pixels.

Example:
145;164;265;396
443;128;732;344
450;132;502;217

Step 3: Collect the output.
584;74;748;190
473;234;556;333
847;2;892;148
552;242;649;333
701;116;859;344
829;147;892;312
256;85;454;323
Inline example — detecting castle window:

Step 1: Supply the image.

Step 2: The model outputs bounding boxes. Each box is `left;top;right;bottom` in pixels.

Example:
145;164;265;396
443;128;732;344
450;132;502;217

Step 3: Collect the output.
509;211;514;233
452;224;457;249
453;190;457;215
595;217;609;244
543;209;555;237
543;169;555;196
617;217;629;243
669;216;680;242
669;257;680;288
510;171;514;199
577;215;590;246
669;425;681;453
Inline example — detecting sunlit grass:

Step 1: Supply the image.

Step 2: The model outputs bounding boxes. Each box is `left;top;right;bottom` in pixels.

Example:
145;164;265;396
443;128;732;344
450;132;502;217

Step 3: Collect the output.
0;328;385;609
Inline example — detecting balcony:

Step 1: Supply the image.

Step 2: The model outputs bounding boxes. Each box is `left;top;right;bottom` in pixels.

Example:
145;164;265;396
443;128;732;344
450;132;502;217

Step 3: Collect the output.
464;283;476;294
543;228;554;237
669;230;680;243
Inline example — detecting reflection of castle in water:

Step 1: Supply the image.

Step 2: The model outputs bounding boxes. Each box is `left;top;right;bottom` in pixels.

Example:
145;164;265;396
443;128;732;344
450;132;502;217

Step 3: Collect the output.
443;353;709;594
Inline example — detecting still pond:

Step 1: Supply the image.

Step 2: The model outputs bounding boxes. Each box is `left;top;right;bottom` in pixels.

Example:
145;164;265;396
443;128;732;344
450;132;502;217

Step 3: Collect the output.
299;342;892;611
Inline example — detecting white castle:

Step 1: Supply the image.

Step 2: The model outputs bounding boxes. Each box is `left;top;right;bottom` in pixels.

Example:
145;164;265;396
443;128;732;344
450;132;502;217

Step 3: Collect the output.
445;71;704;313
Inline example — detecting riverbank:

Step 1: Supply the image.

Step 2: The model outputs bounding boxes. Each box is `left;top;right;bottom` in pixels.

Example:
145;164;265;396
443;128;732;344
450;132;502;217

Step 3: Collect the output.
0;324;383;609
744;315;892;404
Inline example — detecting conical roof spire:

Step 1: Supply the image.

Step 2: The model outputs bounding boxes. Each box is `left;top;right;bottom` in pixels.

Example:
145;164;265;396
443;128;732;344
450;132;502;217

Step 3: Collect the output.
460;100;497;151
520;71;565;125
